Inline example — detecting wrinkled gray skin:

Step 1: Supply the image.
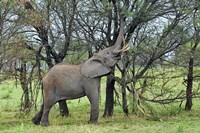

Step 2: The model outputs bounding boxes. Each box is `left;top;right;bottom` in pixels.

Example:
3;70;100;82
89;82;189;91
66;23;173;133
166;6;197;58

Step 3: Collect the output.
32;20;126;126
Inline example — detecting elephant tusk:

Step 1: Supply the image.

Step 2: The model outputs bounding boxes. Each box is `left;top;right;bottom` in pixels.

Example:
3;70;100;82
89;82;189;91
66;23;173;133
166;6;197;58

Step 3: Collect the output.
118;39;129;52
118;45;129;52
122;44;129;51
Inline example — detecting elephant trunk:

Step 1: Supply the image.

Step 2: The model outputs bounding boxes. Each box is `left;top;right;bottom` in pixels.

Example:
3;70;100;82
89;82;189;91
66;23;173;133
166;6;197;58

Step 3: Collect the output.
118;41;129;52
113;18;125;51
112;18;129;54
112;19;129;54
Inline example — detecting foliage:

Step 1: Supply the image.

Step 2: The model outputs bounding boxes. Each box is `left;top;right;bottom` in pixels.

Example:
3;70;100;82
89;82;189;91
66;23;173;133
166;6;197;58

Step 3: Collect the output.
1;0;200;121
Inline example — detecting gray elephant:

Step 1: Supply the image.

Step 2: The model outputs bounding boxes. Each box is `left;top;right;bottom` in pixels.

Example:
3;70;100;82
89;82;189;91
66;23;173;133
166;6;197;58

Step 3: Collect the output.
31;19;128;126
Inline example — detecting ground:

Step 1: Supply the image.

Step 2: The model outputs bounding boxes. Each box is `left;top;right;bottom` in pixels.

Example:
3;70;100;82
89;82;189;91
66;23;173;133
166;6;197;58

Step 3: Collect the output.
1;81;200;133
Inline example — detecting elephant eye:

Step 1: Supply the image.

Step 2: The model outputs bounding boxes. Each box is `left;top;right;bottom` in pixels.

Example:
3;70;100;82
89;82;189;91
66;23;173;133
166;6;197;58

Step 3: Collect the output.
106;51;111;55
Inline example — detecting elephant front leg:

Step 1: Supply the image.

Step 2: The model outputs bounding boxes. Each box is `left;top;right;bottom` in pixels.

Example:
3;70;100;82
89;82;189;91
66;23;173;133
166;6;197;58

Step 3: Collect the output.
87;94;99;124
85;79;100;124
58;100;69;116
89;106;99;124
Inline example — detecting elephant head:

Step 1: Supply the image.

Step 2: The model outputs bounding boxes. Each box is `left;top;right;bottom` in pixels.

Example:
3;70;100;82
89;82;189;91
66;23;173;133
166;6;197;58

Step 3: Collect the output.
80;19;129;78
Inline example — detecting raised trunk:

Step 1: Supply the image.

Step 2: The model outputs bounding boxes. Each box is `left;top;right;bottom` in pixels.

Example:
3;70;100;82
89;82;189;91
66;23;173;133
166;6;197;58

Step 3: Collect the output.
102;17;125;117
112;18;125;51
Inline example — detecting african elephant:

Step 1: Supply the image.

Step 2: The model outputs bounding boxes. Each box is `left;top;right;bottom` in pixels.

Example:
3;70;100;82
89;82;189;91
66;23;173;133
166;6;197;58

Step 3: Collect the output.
31;19;128;126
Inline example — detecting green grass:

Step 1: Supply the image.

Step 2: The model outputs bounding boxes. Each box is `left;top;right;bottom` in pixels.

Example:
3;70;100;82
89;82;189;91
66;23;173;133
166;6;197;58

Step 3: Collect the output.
1;81;200;132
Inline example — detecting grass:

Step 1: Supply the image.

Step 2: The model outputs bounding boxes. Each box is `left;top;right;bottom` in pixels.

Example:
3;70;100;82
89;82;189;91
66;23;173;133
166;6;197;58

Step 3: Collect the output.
1;80;200;132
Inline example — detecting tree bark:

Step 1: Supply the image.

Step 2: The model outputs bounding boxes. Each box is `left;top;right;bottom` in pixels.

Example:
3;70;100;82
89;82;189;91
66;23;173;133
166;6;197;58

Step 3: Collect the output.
185;57;193;110
103;69;115;117
122;86;129;115
19;60;30;110
121;67;129;115
185;30;199;110
24;1;70;116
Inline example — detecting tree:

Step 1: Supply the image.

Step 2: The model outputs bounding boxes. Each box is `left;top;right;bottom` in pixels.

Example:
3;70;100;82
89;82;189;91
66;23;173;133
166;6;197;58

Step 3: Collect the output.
2;0;200;116
18;0;78;115
0;1;18;80
113;0;194;115
185;6;200;110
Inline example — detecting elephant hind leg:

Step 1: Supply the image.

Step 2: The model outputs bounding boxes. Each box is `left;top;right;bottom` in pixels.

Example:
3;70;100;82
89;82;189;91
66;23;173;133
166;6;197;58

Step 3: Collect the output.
32;104;44;125
40;104;54;126
40;98;55;126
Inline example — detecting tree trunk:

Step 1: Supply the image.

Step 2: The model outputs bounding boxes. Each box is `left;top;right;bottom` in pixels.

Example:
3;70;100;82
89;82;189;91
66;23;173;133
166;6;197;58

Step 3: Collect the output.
185;39;199;110
25;1;69;116
103;68;115;117
122;86;129;115
185;57;193;110
19;60;30;110
121;70;129;115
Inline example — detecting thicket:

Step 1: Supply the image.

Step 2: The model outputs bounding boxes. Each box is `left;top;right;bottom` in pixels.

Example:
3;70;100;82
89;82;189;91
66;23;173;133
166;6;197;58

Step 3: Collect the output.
1;0;200;117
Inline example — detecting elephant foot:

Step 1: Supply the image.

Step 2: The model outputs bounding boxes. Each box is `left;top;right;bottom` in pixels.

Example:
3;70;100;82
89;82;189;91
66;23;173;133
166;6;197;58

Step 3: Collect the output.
32;117;41;125
40;121;50;127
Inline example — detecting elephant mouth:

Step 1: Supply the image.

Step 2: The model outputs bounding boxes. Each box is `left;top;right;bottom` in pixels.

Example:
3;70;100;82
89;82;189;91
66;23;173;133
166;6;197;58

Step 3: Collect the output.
113;44;129;60
113;43;129;55
113;54;121;60
118;43;129;52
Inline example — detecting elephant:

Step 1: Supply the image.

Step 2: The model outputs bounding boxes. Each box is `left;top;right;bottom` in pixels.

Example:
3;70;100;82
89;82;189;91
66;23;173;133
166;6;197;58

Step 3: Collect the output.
31;19;129;126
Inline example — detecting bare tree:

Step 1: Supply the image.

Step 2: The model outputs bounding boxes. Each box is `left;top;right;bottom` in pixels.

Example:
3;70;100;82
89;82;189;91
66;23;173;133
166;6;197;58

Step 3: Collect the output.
2;0;200;117
15;0;77;114
185;7;200;110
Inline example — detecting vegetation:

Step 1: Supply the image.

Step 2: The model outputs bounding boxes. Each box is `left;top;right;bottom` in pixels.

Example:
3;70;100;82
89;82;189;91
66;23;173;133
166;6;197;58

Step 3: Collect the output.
1;0;200;132
1;81;200;133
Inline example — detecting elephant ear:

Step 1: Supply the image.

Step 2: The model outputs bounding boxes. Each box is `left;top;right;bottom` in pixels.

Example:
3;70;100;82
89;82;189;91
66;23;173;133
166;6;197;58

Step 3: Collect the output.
80;57;111;78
